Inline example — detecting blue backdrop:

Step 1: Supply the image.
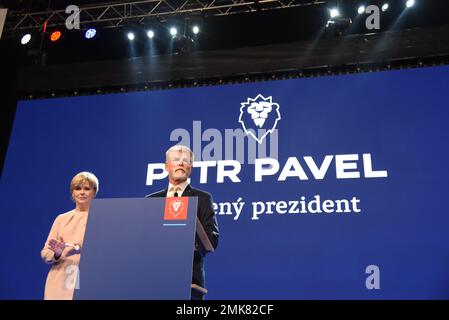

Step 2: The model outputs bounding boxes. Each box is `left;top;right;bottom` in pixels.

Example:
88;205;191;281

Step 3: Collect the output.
1;66;449;299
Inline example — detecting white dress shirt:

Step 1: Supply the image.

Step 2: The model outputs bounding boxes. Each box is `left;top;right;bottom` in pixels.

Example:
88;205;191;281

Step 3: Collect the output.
167;180;189;197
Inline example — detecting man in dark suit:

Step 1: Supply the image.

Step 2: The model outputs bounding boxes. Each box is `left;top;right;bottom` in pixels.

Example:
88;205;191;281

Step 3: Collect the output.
146;145;219;299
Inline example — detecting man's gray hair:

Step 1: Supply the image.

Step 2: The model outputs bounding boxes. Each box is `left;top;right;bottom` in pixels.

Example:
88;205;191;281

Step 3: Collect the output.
165;145;194;163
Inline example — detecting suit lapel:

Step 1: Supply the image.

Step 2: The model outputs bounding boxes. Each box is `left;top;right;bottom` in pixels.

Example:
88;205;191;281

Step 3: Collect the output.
181;184;192;197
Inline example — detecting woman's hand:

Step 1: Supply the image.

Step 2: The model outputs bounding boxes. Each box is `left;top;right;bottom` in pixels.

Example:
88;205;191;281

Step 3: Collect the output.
48;237;65;259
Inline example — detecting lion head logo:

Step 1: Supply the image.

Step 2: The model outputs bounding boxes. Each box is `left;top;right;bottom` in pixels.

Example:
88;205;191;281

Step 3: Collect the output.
169;199;184;218
238;94;281;144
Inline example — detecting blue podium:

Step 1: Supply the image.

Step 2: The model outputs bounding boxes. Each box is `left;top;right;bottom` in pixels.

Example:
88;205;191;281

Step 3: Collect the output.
74;197;198;300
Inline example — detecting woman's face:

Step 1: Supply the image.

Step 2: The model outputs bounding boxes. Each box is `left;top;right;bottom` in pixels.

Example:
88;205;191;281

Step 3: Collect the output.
72;181;95;206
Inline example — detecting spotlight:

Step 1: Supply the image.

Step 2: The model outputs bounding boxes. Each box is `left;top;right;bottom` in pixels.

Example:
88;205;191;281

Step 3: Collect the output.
326;17;352;37
357;6;365;15
381;3;389;11
21;33;31;45
192;25;200;35
406;0;415;8
170;27;177;37
329;8;340;18
147;30;154;39
172;35;194;54
85;28;96;39
50;31;62;42
127;32;135;41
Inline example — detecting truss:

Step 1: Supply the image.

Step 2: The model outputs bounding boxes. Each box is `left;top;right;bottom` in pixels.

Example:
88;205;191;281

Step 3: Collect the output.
3;0;326;35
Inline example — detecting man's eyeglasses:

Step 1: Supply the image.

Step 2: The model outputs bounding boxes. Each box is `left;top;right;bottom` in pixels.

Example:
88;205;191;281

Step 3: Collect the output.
170;157;192;165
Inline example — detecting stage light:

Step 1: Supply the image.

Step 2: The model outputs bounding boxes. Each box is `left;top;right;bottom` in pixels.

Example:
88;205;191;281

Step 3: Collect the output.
147;30;154;39
357;6;366;15
330;8;340;18
85;28;97;39
20;34;31;45
50;31;62;42
172;35;194;54
127;32;135;41
382;3;389;11
170;27;177;37
406;0;415;8
192;25;200;35
326;17;352;37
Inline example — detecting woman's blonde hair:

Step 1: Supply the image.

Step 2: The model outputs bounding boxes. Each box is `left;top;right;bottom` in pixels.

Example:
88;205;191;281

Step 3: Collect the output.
70;171;99;196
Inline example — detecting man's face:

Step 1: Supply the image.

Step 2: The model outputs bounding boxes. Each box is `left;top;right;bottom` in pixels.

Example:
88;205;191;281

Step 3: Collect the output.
165;149;193;185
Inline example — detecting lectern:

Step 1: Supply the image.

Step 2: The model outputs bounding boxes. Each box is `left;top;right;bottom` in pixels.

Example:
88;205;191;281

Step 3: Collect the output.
74;197;198;299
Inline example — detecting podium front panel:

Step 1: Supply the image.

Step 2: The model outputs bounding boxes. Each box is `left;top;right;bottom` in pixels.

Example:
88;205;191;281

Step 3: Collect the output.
74;197;197;300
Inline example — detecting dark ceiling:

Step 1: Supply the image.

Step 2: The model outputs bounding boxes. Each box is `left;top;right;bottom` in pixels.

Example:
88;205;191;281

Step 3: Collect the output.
1;0;127;11
1;0;449;66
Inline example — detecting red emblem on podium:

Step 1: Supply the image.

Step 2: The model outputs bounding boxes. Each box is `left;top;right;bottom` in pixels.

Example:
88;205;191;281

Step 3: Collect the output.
164;197;188;220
